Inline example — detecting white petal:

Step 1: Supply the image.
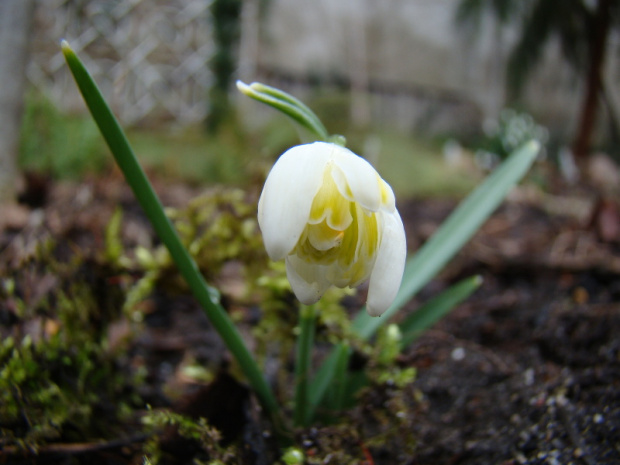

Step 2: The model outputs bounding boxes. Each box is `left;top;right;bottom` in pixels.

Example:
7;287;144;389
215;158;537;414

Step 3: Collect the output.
331;145;383;212
258;143;331;260
285;255;331;304
366;210;407;317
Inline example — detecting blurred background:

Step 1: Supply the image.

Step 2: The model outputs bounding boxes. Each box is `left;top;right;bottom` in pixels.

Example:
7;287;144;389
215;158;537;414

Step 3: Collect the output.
2;4;620;460
2;0;620;204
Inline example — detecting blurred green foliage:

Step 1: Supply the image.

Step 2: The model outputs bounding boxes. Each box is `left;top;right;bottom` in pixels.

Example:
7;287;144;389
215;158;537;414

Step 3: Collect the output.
18;88;478;199
19;90;108;179
475;108;548;168
373;131;478;197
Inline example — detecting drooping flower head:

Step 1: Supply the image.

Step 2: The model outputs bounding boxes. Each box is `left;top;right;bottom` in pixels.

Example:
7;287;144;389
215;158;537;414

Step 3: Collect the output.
258;142;406;317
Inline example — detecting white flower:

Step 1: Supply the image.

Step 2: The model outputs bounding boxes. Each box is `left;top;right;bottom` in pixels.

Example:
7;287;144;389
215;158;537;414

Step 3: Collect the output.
258;142;406;317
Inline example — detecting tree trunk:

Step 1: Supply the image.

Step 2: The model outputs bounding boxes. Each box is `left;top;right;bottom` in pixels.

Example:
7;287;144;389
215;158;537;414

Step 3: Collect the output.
572;0;612;160
0;0;34;204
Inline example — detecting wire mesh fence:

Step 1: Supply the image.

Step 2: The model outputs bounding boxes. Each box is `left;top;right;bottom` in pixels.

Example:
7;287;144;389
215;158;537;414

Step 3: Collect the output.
29;0;213;126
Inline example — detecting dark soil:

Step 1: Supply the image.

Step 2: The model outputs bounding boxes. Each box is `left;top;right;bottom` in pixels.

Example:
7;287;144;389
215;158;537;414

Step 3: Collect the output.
400;197;620;465
1;174;619;464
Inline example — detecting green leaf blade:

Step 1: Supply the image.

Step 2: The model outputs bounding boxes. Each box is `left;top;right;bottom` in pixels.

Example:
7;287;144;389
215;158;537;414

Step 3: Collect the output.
399;275;483;348
62;41;287;440
307;343;350;422
353;140;540;339
307;140;539;420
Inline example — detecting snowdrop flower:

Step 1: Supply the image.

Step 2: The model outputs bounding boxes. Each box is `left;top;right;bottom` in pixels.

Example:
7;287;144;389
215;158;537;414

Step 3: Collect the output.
258;142;406;317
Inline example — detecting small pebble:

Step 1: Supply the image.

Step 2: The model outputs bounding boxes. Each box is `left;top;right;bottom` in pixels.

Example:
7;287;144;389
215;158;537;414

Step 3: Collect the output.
451;347;466;361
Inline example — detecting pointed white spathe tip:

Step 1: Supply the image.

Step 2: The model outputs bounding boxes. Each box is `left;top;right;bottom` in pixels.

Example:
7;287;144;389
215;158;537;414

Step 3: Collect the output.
236;80;251;94
236;80;263;97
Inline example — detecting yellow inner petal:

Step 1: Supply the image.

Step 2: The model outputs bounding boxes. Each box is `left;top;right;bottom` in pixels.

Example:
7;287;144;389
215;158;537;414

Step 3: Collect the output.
294;164;381;287
378;175;392;207
308;164;353;230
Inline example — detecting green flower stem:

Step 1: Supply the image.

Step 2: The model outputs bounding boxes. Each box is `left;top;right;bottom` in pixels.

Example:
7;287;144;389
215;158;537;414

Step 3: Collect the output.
293;304;317;427
61;41;287;438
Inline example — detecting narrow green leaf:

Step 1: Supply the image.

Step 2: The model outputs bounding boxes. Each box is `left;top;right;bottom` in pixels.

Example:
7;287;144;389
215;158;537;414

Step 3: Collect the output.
353;140;540;340
61;41;287;439
307;140;539;420
331;342;351;412
399;275;483;348
307;343;350;420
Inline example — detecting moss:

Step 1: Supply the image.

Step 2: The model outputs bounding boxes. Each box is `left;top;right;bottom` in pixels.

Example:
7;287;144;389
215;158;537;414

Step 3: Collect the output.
0;331;141;449
142;409;239;464
0;235;142;450
1;181;424;460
